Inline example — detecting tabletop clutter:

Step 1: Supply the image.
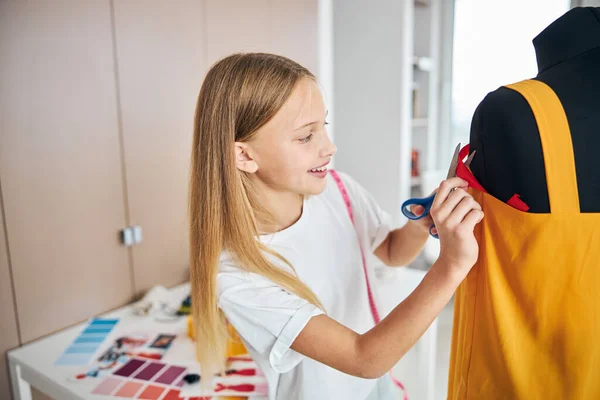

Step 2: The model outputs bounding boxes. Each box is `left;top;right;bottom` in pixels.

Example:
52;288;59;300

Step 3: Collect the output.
55;284;267;400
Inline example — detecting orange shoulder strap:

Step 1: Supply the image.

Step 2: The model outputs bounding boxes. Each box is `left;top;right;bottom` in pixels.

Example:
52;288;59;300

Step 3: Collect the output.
505;80;580;213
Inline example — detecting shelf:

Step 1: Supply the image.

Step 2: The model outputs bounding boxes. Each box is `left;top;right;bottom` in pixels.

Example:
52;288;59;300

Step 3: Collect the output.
412;56;434;72
411;176;421;187
412;118;428;128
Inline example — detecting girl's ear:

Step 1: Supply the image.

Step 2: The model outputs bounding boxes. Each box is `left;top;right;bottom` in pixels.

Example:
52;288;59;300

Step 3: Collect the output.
234;142;258;173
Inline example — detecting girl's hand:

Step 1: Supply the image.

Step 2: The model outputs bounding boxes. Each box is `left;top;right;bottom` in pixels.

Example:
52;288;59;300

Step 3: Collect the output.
429;177;483;278
407;203;434;234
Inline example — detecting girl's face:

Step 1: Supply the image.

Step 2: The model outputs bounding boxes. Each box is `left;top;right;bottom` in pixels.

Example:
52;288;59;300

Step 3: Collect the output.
236;78;336;196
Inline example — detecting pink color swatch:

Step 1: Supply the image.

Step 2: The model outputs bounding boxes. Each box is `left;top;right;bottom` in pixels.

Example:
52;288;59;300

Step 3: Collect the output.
92;376;122;395
114;381;144;397
154;365;186;385
137;384;165;399
161;389;183;400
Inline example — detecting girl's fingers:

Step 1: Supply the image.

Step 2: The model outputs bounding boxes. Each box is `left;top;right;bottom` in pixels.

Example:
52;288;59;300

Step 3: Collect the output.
411;204;425;217
445;196;481;227
431;177;468;212
458;209;484;233
434;188;471;222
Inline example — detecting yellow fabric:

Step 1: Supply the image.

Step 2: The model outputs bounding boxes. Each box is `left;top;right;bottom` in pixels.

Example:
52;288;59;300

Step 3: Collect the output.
187;316;248;357
507;81;580;213
226;323;249;357
448;79;600;399
187;316;248;399
224;325;249;400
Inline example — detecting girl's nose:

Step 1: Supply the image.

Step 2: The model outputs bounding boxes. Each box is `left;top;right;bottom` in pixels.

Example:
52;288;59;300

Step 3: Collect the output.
320;134;337;158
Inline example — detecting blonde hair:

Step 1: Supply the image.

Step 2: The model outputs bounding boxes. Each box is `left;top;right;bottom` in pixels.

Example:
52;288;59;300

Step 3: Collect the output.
189;53;324;374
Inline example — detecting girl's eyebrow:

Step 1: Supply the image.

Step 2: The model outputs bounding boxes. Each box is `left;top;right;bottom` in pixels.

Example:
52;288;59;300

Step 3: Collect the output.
293;110;329;131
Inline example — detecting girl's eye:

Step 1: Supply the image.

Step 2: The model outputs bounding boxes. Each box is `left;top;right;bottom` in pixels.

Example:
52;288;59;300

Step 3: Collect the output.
299;134;313;143
324;120;330;126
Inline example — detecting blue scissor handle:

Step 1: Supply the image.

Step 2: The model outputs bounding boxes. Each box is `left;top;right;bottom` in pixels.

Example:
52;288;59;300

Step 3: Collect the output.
429;224;439;239
402;193;440;239
401;193;435;220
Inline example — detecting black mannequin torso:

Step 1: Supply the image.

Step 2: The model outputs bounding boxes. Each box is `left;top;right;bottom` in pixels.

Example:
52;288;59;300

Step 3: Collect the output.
469;7;600;213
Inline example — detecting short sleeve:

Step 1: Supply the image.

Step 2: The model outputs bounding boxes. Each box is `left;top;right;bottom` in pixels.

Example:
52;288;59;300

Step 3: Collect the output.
217;268;324;373
336;172;393;252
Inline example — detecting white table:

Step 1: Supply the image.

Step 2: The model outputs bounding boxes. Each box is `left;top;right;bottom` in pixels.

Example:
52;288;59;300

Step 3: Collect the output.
8;284;195;400
9;274;439;400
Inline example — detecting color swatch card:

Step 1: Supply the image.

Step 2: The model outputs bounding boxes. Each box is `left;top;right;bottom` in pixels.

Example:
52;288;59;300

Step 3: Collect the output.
72;332;176;382
91;357;268;399
55;318;119;366
92;358;188;399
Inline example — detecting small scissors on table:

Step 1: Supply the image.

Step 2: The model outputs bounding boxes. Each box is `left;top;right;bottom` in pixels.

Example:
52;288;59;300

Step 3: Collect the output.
401;143;475;239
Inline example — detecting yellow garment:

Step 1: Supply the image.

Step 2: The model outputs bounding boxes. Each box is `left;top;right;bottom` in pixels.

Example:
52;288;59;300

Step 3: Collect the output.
448;79;600;399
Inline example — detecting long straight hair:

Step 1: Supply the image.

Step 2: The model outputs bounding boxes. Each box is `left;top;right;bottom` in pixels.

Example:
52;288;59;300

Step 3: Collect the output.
189;53;324;374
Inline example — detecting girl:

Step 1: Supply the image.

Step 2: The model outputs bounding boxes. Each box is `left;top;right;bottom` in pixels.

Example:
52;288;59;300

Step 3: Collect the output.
189;53;483;400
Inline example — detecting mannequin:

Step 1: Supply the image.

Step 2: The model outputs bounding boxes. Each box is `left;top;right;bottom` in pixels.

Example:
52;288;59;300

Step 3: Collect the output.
469;6;600;213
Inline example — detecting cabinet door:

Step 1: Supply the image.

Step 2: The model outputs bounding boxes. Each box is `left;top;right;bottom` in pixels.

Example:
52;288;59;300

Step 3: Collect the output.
203;0;319;87
0;1;132;343
204;0;318;70
204;0;270;66
270;0;319;75
0;187;20;400
112;0;206;294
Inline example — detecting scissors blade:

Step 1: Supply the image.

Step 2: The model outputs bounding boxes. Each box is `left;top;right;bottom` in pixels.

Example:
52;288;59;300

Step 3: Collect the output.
465;150;476;169
446;143;461;179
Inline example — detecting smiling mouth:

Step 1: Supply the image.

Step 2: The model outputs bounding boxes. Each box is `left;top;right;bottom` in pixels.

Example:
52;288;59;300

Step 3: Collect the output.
308;162;329;173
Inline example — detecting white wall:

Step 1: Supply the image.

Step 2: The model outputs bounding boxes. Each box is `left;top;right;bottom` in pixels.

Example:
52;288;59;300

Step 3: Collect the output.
332;0;414;224
318;0;335;148
571;0;600;6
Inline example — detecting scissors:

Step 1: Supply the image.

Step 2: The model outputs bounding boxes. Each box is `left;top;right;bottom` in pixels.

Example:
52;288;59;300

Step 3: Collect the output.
401;143;475;239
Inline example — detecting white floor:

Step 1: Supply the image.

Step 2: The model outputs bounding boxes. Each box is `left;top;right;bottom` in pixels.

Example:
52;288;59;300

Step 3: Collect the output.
391;304;453;400
375;266;454;400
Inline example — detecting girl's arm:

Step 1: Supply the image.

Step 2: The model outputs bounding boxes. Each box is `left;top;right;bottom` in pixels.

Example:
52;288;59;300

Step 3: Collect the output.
374;219;430;266
291;259;460;378
291;177;483;378
375;188;439;266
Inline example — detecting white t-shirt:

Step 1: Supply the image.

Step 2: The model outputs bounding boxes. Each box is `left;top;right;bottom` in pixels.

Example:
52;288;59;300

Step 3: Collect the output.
217;172;395;400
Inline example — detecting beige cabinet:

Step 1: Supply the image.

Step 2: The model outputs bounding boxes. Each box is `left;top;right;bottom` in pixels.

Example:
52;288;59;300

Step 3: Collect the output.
0;194;20;400
0;1;321;399
0;1;133;345
204;0;271;66
270;0;319;75
204;0;319;74
112;0;206;295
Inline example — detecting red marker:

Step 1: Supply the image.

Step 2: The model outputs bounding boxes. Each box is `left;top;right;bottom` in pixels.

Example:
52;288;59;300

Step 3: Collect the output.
215;383;255;392
226;355;252;362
